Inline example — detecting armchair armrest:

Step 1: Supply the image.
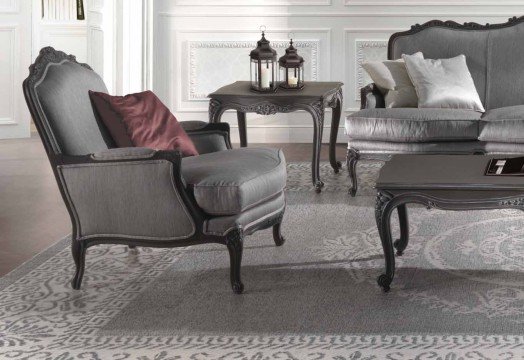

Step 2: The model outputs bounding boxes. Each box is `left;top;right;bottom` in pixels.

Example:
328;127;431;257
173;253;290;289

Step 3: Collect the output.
360;83;385;109
55;148;204;242
181;121;232;154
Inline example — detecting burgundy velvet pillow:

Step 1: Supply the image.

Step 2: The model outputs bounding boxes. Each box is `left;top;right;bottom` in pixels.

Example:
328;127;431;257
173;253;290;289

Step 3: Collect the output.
89;90;198;157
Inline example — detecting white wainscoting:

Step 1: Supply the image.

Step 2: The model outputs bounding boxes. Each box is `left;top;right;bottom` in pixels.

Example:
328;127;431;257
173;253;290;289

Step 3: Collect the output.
0;0;31;139
153;0;524;143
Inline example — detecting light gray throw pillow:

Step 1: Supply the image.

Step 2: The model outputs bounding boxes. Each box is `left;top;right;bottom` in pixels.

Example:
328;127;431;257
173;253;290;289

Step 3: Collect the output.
362;52;423;108
403;54;485;112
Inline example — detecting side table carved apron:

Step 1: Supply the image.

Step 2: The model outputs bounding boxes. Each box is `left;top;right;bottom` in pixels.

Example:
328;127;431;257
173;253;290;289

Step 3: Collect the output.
208;81;343;193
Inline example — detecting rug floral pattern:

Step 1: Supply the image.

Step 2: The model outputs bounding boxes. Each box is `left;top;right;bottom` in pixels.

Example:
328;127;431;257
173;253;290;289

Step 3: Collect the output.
1;161;523;359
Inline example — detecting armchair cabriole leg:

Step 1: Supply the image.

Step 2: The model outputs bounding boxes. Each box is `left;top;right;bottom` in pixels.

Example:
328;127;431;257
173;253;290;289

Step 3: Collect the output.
71;240;86;290
225;228;244;294
346;148;360;197
272;221;285;247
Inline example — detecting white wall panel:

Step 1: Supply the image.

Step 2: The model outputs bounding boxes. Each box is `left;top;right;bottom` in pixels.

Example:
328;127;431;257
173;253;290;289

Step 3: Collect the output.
153;0;524;143
0;0;17;13
0;26;17;125
0;0;31;139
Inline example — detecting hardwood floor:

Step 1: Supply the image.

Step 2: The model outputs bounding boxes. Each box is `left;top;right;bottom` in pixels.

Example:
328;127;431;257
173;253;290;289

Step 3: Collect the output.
0;135;347;276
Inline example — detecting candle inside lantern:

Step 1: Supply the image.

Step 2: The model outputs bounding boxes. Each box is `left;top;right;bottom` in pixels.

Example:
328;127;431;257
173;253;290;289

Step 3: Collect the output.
260;66;271;89
288;76;298;86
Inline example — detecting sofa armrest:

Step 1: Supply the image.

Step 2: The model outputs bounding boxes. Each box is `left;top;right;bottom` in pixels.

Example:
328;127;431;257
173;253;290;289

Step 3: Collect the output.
183;122;232;154
360;83;385;109
55;148;204;241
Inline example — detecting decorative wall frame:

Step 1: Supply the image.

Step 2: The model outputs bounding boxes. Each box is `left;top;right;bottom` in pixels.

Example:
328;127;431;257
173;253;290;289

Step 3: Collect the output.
354;40;388;101
188;40;320;100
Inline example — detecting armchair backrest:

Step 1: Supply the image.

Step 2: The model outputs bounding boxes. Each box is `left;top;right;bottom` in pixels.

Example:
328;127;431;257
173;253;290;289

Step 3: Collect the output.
389;16;524;110
23;47;113;156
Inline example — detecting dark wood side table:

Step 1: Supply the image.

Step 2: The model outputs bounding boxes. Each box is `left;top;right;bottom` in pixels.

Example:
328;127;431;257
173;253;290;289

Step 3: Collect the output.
208;81;343;193
375;154;524;292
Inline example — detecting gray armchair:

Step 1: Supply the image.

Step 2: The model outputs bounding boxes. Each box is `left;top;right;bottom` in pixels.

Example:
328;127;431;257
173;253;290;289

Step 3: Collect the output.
23;47;287;294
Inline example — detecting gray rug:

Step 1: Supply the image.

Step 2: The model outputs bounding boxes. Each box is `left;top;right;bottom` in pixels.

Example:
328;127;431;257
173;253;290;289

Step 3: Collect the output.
1;162;523;359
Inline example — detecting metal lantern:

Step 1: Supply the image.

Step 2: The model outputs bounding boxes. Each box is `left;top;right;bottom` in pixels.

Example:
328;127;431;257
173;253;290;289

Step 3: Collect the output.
278;38;304;90
250;26;278;93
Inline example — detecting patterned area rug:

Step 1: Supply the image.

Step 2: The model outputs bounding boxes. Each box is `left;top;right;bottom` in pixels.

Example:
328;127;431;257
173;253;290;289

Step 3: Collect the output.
1;161;523;359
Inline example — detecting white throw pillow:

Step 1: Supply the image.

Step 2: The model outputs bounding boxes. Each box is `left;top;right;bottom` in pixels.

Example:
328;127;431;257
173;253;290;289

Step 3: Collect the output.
361;52;423;108
402;54;485;112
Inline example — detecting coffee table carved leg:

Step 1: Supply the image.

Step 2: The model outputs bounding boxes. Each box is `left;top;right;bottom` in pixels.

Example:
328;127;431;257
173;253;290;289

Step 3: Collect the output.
329;91;343;173
375;191;396;292
236;111;248;147
394;204;409;256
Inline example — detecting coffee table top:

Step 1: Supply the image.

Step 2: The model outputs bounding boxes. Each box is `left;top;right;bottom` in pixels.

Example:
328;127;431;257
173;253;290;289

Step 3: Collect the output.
377;155;524;191
208;81;343;102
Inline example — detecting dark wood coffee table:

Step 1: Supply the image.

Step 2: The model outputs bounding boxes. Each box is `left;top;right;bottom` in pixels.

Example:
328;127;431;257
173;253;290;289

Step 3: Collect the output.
375;154;524;292
208;81;343;192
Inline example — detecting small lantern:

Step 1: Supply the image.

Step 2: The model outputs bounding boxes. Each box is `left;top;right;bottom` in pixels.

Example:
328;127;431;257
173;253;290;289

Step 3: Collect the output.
278;37;304;90
250;26;278;93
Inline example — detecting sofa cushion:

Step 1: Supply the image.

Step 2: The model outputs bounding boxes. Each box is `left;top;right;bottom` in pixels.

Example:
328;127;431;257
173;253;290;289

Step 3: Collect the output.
182;148;287;216
345;108;481;143
479;105;524;143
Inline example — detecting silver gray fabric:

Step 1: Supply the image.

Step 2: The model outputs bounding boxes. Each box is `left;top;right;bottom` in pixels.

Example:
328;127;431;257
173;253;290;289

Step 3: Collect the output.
391;22;524;110
180;121;230;154
391;27;489;107
484;141;524;154
486;22;524;109
204;191;285;236
403;54;485;112
345;108;481;143
34;61;112;155
182;148;287;216
348;140;483;154
91;147;156;160
58;159;195;240
479;105;524;143
188;132;229;154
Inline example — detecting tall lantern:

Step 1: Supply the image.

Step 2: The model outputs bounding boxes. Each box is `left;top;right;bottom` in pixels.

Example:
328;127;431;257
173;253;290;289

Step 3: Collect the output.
278;37;304;90
250;26;278;93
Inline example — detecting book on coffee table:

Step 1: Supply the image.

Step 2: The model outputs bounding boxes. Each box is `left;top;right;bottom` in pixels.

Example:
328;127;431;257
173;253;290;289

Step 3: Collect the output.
485;157;524;176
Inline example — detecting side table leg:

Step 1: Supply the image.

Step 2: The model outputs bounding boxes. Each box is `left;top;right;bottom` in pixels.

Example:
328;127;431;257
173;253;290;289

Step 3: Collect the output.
209;99;225;124
236;111;248;147
375;191;396;292
394;204;409;256
309;103;325;193
329;93;342;173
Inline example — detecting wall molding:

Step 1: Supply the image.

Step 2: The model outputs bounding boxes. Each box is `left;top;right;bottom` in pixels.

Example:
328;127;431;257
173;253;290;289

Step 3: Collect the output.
159;11;521;17
343;28;402;110
0;0;18;13
188;40;319;100
0;25;18;126
174;0;331;5
346;0;524;5
355;40;388;101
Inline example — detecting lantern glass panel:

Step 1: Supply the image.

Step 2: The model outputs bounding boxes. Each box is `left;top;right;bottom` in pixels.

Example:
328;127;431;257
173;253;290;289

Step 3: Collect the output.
279;64;304;89
251;59;277;92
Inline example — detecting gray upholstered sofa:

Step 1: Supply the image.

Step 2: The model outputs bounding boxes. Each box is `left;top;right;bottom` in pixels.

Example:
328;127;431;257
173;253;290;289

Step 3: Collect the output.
346;16;524;196
23;47;287;294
